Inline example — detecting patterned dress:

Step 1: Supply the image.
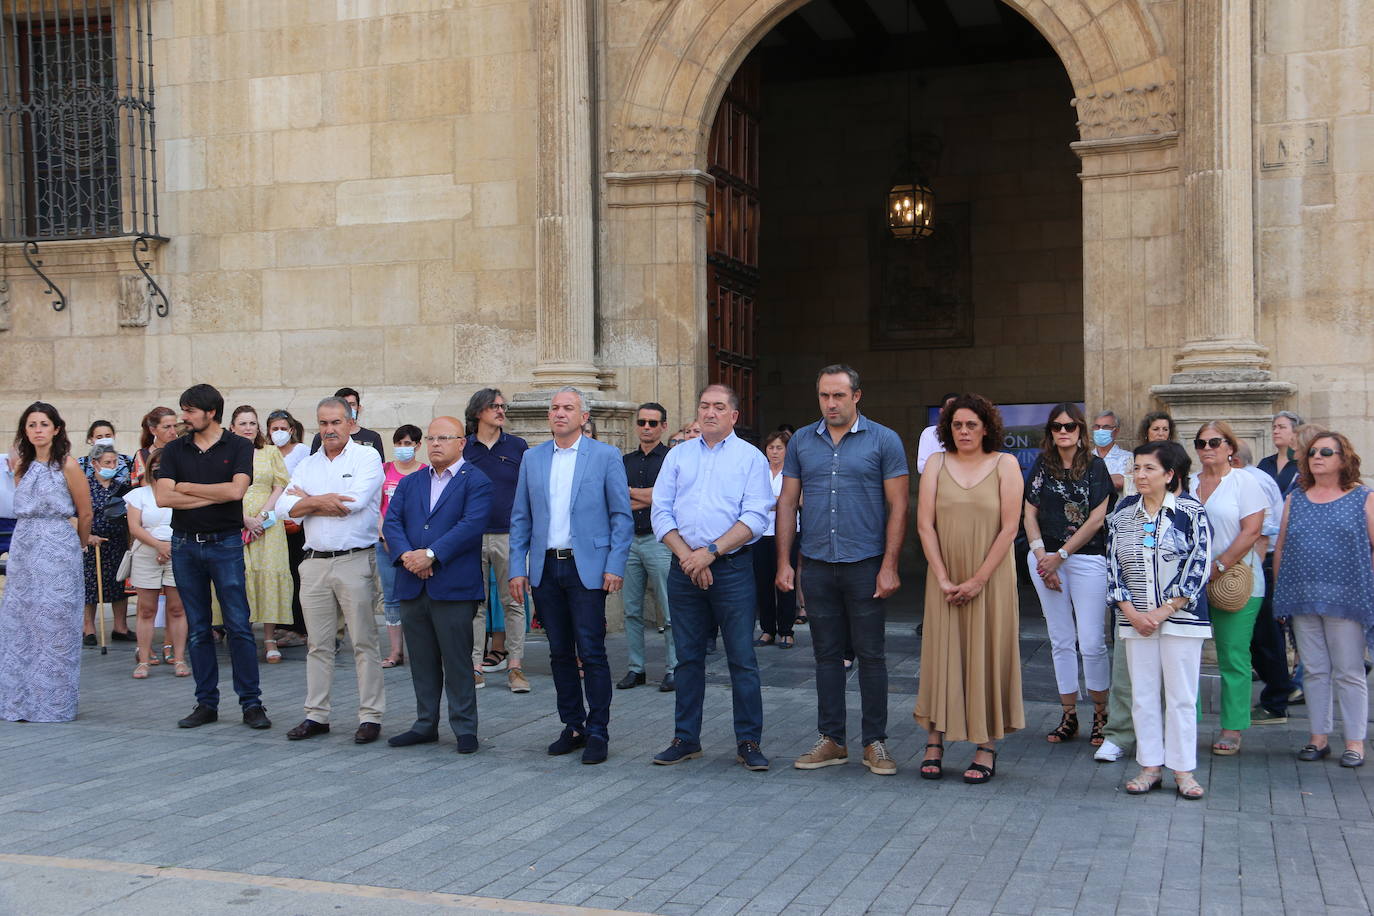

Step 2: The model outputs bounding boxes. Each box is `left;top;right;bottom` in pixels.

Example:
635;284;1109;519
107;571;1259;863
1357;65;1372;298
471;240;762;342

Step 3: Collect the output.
82;476;130;604
0;461;84;721
211;446;293;625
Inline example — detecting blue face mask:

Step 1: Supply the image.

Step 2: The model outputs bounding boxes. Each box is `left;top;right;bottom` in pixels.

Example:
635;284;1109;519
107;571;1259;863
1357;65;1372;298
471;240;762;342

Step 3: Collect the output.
394;446;416;462
1092;429;1114;448
97;466;118;480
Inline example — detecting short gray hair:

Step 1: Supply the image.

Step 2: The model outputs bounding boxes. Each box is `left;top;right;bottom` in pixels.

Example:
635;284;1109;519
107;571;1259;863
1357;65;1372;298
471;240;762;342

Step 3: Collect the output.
87;443;117;464
1274;410;1303;427
317;396;352;416
696;383;740;411
1094;410;1119;428
553;386;586;413
1233;440;1254;467
816;364;860;392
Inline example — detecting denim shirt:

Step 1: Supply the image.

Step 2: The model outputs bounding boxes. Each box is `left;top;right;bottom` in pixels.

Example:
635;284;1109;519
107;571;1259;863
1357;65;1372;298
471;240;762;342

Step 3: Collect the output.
782;415;909;564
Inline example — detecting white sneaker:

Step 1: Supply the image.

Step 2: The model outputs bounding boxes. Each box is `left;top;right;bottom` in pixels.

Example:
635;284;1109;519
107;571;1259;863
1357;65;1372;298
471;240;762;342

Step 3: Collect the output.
1094;739;1124;762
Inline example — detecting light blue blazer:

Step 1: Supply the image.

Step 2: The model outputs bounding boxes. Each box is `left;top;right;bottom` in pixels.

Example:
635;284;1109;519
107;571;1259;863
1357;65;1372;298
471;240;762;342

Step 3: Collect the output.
508;437;633;590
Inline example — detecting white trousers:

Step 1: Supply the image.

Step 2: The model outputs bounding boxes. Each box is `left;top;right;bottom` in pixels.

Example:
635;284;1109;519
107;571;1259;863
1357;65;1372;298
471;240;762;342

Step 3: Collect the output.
1028;552;1111;694
1292;614;1369;742
1125;634;1202;772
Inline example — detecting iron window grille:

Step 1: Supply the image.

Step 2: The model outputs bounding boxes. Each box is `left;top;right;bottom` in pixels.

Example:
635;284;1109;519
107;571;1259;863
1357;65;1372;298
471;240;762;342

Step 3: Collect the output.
0;0;165;313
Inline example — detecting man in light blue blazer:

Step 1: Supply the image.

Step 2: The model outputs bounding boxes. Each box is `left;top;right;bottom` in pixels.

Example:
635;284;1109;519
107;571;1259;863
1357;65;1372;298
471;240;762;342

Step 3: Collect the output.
509;387;633;765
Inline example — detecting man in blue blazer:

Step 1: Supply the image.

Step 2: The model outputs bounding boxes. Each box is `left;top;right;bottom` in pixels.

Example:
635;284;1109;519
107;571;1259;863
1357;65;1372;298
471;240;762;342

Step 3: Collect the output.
509;387;633;764
382;416;493;753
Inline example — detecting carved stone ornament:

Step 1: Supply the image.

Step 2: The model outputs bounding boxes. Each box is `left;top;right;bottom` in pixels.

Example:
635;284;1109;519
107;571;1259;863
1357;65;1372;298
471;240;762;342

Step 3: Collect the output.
608;122;698;172
1072;82;1178;141
118;274;153;327
0;280;9;332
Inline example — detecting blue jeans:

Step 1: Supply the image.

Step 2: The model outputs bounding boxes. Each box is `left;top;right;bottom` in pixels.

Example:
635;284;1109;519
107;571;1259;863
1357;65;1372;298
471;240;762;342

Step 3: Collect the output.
805;556;888;746
623;533;677;674
375;540;401;626
533;554;612;741
172;532;262;711
668;549;762;745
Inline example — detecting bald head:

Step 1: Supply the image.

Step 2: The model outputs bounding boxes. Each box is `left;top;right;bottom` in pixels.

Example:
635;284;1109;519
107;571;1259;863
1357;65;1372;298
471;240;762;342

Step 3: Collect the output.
426;416;466;470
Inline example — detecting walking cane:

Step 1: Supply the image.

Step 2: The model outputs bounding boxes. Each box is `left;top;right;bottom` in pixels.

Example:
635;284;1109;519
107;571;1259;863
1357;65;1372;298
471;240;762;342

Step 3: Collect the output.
94;540;108;655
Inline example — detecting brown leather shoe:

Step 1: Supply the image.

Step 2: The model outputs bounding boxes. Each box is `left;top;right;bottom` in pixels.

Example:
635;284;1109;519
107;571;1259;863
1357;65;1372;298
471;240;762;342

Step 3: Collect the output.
286;719;330;740
354;722;381;744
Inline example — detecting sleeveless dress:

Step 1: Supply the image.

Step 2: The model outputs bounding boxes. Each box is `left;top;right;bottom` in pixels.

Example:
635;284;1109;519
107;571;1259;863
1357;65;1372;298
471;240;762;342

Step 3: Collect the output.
1274;485;1374;623
914;460;1024;743
0;461;84;721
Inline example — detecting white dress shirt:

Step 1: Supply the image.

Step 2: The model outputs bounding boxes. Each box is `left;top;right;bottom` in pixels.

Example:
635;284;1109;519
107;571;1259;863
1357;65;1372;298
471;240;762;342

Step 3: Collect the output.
277;438;384;551
915;425;944;474
546;435;581;549
1240;464;1285;545
652;432;772;550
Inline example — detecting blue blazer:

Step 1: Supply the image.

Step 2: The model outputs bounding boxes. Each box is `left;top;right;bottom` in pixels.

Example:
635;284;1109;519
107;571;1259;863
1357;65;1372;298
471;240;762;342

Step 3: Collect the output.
382;463;493;602
509;437;633;590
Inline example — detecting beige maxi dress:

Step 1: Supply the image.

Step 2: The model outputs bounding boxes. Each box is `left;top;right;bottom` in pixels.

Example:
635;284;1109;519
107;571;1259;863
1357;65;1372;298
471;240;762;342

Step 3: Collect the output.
914;460;1025;744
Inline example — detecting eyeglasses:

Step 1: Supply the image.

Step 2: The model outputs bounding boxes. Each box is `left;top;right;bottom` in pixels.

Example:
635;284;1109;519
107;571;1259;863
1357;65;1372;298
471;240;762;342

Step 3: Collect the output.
1049;422;1079;433
636;418;661;428
1091;424;1117;431
487;404;506;412
1194;437;1225;450
1308;446;1341;458
422;435;463;443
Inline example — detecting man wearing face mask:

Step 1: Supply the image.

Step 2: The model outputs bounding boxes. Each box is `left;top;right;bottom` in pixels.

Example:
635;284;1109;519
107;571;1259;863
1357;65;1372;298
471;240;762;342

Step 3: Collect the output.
309;388;386;458
1091;411;1131;498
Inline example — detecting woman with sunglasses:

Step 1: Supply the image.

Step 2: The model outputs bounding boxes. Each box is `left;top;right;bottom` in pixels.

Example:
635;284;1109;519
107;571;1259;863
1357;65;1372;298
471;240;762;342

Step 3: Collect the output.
1274;432;1374;769
1024;403;1114;745
1107;440;1211;799
1190;420;1267;756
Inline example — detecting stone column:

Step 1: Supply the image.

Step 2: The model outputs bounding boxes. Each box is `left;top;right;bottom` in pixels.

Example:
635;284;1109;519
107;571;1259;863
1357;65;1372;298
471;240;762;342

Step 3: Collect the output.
531;0;599;390
1152;0;1294;452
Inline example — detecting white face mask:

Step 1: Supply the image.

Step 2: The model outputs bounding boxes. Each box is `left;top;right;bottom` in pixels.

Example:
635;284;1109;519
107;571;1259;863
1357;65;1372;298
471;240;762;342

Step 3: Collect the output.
94;437;115;447
270;430;291;447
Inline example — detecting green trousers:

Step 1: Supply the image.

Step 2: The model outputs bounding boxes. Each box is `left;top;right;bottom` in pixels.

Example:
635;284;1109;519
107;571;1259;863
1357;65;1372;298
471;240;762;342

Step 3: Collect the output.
1211;595;1263;731
1101;632;1136;749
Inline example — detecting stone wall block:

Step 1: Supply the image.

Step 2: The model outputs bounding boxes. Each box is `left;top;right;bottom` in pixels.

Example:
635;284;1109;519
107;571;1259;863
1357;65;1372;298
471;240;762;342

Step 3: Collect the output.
279;329;380;388
262;266;352;330
384;324;455;385
171;271;263;334
164;138;208;193
352;263;421;326
418;261;478;325
249;73;325;131
387;60;471;120
256;184;337;231
337;176;473;225
206;133;276;189
454;321;535;385
273;125;372;184
372;119;456;177
274;222;454;268
474;180;521;227
1285;49;1372;120
53;336;146;391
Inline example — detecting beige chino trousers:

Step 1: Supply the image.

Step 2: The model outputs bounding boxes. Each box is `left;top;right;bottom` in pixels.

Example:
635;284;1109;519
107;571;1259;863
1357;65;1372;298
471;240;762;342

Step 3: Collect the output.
473;532;526;667
301;549;385;725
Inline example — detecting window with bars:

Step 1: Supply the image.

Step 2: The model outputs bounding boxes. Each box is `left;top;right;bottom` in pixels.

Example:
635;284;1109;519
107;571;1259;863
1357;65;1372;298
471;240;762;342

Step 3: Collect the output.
0;0;160;242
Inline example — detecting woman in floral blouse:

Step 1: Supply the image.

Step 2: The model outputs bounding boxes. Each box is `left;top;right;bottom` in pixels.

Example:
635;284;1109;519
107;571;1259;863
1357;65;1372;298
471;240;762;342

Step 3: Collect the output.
1024;402;1114;745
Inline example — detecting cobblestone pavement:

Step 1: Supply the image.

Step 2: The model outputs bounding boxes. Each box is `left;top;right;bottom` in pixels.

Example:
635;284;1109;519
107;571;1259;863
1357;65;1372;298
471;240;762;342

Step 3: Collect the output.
2;606;1372;916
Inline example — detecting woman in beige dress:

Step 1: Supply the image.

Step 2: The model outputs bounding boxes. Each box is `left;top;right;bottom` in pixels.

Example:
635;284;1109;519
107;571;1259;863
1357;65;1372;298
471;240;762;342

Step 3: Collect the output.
915;393;1024;784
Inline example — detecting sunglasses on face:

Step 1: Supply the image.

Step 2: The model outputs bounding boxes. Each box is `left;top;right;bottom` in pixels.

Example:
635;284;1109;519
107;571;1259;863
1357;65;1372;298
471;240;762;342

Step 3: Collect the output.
636;418;661;428
1049;422;1079;433
1194;437;1225;450
1308;446;1341;458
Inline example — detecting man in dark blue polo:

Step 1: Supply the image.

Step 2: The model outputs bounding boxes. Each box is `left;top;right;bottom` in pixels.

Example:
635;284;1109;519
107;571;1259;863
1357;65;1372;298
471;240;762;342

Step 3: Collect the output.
462;387;530;692
776;365;909;776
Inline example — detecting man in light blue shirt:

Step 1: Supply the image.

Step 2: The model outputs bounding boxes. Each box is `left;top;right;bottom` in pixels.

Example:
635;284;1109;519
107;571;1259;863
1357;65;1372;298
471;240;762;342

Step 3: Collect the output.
651;383;772;770
776;365;909;775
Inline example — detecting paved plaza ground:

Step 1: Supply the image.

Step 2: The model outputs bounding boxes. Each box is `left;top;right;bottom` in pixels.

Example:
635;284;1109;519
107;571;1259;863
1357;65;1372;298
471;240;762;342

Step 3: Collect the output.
2;606;1373;916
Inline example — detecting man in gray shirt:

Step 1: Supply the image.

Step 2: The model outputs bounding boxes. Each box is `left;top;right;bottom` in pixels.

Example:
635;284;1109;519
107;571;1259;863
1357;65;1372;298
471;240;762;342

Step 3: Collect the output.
776;364;909;775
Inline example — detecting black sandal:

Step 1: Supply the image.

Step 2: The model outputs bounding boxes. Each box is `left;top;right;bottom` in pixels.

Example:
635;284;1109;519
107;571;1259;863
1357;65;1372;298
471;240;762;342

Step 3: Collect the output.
1047;706;1078;744
919;742;944;780
1090;707;1107;747
964;746;997;784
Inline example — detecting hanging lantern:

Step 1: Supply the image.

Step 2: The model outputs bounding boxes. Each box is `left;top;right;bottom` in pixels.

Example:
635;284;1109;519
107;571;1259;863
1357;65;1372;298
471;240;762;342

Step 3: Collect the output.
887;173;935;240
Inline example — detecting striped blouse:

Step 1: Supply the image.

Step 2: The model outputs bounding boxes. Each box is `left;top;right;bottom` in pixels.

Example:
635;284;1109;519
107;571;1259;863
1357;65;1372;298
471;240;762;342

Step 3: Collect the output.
1106;491;1213;639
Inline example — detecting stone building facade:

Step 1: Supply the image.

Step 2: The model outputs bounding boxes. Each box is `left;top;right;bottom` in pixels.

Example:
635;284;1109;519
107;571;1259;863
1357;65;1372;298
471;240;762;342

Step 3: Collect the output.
0;0;1370;468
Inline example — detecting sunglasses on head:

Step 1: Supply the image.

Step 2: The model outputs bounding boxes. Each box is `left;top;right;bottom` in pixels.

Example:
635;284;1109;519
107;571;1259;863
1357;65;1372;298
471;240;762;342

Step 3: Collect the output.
1194;437;1227;450
1308;446;1341;458
1049;421;1079;433
636;418;661;428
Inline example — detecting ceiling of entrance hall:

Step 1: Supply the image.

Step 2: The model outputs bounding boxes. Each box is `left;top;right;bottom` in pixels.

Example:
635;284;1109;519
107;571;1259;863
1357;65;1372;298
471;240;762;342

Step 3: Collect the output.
759;0;1057;79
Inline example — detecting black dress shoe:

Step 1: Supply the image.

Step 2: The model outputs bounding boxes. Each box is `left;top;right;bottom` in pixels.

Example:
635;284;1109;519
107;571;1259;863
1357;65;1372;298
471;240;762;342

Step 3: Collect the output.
287;719;330;740
354;722;381;744
548;728;587;756
177;704;218;728
616;671;646;690
456;734;479;754
83;634;97;647
582;736;608;765
243;706;272;730
387;730;439;748
658;672;675;692
110;630;135;642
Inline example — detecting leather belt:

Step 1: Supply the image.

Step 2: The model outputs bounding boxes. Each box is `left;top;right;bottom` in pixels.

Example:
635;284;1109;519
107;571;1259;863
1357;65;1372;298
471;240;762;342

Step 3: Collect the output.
175;530;237;544
305;544;374;560
546;548;574;560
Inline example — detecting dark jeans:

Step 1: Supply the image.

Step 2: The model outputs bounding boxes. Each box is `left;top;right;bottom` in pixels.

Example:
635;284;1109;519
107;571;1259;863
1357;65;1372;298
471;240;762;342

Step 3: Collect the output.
668;549;763;745
533;554;612;742
753;535;797;638
805;555;887;746
399;593;478;738
1253;554;1296;713
171;532;262;711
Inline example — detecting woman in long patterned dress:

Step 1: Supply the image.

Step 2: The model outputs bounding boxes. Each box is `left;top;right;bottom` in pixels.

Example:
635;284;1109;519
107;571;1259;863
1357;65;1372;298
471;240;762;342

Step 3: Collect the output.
81;444;132;644
0;403;93;722
914;394;1025;784
230;406;293;661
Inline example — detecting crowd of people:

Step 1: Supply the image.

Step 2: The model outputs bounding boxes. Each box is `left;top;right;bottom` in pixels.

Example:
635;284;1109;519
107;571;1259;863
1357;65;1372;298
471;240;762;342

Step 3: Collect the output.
0;370;1370;797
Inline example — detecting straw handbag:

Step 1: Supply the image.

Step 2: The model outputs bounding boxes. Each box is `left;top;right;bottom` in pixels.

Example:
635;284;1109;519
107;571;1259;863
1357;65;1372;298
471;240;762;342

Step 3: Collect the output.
1206;562;1253;612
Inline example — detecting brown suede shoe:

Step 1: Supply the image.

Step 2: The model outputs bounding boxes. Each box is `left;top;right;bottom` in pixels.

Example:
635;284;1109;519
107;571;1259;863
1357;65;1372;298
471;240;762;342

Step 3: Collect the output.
863;739;897;775
794;734;848;769
508;668;530;693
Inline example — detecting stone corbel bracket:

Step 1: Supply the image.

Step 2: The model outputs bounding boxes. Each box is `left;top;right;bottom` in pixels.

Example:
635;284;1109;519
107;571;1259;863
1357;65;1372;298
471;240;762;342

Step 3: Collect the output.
0;236;169;317
1072;81;1178;142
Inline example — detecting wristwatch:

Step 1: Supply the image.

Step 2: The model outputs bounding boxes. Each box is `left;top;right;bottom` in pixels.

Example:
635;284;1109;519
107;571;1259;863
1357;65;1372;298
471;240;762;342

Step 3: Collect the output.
1056;548;1069;560
424;548;435;560
707;543;718;555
